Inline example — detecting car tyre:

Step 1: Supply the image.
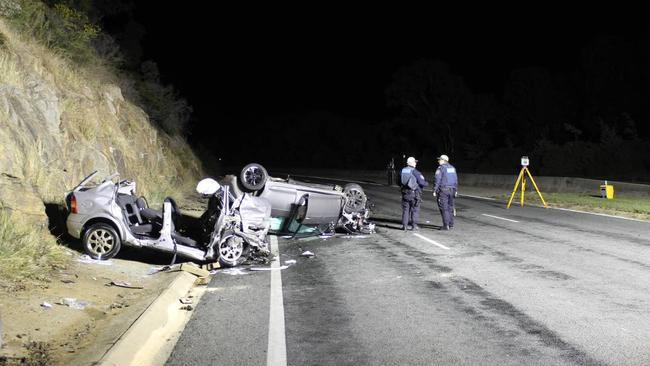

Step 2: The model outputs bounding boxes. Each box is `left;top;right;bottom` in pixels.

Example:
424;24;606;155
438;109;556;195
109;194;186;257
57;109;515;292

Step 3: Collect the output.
343;183;367;214
217;235;250;267
240;163;268;192
82;223;121;260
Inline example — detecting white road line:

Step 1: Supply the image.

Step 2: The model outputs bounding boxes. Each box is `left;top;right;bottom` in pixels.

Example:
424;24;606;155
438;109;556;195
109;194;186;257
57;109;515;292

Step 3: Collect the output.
481;214;520;223
413;233;450;250
549;206;650;223
459;194;497;201
267;236;287;366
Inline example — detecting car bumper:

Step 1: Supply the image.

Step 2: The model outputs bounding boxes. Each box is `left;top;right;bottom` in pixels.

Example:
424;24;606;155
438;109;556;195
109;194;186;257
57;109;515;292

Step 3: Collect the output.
66;214;86;239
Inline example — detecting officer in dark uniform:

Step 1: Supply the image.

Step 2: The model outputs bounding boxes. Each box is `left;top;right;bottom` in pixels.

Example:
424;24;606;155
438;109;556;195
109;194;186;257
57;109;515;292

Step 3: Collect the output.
400;156;428;231
386;158;396;186
432;154;458;230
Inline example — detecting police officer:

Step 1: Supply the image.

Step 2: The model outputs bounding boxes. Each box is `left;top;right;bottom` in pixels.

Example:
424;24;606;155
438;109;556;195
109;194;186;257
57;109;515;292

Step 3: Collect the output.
433;154;458;230
400;157;428;231
386;158;396;186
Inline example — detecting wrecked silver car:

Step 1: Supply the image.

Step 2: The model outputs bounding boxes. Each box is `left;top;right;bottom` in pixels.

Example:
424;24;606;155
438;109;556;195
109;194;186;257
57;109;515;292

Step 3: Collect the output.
65;172;271;267
226;163;375;235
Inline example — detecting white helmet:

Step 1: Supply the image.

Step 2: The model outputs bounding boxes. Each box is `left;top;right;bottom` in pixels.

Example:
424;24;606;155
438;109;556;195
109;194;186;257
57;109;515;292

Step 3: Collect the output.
196;178;221;196
407;157;418;166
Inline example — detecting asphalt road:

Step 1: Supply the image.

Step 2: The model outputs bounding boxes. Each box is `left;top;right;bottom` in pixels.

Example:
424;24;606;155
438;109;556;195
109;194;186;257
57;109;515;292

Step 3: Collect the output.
166;183;650;366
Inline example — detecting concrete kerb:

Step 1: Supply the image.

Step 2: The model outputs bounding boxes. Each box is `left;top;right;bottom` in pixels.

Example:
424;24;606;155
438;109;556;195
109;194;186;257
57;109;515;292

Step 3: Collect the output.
99;270;199;366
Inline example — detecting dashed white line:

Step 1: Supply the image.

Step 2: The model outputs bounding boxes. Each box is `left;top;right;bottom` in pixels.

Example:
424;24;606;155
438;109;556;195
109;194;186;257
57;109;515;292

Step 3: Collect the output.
267;236;287;366
481;214;519;223
413;233;450;250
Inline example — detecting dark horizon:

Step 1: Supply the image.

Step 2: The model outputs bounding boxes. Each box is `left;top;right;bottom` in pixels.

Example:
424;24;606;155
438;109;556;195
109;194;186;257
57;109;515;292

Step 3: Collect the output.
133;9;647;122
99;5;650;179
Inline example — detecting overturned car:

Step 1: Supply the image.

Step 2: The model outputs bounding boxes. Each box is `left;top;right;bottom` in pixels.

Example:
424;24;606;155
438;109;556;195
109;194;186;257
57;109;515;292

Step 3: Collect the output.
229;163;374;236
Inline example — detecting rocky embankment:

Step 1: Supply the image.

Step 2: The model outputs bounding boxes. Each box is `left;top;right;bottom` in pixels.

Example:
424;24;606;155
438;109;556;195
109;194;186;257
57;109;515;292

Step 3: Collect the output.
0;18;202;229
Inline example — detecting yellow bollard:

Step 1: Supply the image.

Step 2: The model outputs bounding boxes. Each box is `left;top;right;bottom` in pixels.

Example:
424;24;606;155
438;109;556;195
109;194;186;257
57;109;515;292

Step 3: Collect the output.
600;181;614;199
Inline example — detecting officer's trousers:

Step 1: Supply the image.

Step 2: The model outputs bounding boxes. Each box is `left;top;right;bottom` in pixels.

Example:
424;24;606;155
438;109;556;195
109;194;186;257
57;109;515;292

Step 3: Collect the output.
401;191;421;228
437;189;455;228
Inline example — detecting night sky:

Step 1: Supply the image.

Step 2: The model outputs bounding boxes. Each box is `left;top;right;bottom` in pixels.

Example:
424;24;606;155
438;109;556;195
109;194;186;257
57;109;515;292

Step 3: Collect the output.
115;5;650;175
133;9;641;120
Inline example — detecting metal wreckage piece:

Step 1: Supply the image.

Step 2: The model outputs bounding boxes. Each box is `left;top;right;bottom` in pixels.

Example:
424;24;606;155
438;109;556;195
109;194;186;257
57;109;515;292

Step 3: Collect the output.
337;208;376;235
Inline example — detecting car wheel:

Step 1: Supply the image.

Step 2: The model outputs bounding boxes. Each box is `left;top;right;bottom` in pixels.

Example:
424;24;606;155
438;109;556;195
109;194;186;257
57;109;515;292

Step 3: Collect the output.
82;223;121;260
240;163;268;192
343;183;367;214
218;235;250;267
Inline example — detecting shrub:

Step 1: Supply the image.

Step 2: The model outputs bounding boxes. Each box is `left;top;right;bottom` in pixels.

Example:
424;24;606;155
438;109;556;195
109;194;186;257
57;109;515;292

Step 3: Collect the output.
134;61;192;136
9;0;100;64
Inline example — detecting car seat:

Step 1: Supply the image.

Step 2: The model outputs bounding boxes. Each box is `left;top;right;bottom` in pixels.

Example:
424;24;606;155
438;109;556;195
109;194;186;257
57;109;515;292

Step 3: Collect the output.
136;197;163;224
116;194;155;235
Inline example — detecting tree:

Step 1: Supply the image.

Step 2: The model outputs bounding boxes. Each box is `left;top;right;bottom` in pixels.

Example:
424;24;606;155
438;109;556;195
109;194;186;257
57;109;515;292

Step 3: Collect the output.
386;59;473;157
503;67;563;148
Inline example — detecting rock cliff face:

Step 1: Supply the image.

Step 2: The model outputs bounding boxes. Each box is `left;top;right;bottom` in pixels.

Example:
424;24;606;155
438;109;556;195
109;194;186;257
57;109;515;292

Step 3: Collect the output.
0;19;202;229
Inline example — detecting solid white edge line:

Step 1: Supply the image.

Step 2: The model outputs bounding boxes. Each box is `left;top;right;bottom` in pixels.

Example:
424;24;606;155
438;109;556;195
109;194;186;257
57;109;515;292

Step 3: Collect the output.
267;236;287;366
413;233;450;250
459;194;496;201
548;206;650;223
481;213;520;223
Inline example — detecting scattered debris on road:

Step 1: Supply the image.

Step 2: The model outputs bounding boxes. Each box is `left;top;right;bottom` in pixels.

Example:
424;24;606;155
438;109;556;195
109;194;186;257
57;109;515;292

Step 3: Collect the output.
202;261;221;271
179;298;193;305
179;263;211;278
301;251;315;258
194;276;210;286
108;281;144;289
285;259;297;265
40;302;52;309
109;302;129;310
148;265;172;275
76;254;113;266
55;298;89;310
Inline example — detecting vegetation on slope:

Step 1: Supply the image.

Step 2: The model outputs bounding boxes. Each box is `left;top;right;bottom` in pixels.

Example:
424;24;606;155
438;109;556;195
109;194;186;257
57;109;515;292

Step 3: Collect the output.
0;0;203;288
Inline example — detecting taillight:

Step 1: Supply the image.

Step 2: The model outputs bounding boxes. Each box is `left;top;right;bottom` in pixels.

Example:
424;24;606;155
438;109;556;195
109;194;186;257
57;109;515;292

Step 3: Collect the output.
71;194;77;214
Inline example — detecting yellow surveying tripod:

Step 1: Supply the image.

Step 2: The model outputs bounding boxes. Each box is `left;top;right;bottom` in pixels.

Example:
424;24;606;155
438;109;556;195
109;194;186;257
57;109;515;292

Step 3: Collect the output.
507;156;548;209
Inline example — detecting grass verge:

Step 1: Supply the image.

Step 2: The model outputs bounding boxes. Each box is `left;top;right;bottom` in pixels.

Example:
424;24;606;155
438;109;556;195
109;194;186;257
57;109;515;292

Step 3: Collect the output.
0;209;69;291
499;191;650;220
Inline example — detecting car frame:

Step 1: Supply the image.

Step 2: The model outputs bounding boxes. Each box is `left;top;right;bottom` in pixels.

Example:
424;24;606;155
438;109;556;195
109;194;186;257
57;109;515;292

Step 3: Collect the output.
65;171;271;266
